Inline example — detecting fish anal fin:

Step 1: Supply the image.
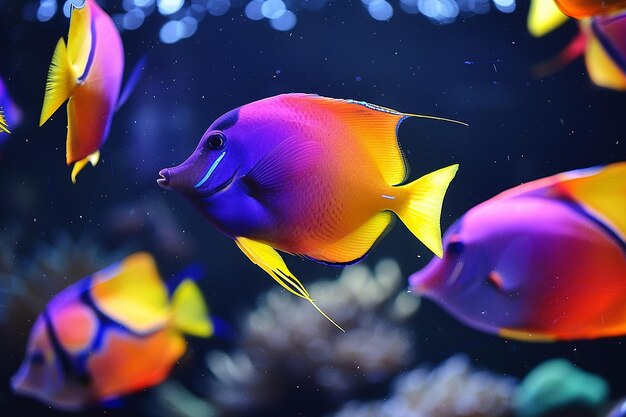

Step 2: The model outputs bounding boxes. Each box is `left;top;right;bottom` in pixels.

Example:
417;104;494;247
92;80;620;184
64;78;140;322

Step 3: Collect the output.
499;328;557;342
70;150;100;183
40;38;77;126
306;211;394;265
90;252;170;334
235;237;344;331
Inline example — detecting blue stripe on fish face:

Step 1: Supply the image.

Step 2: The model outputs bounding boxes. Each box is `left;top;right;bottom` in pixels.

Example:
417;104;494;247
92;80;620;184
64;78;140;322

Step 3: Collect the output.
77;16;97;83
195;151;226;188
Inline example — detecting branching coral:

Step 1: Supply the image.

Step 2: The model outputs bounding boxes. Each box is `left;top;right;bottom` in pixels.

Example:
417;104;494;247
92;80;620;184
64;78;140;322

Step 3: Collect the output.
205;259;420;416
329;354;517;417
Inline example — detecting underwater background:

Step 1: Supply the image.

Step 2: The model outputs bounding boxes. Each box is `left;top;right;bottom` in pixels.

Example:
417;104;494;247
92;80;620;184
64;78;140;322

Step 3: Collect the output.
1;0;625;416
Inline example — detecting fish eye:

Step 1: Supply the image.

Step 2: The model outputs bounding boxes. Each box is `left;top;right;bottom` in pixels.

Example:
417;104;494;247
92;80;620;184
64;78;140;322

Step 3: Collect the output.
447;240;465;254
30;351;45;366
207;132;226;151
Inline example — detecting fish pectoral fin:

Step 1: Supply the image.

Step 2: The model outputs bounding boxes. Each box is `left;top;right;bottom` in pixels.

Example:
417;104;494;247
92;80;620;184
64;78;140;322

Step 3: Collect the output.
305;211;394;265
244;139;322;194
40;38;77;126
234;237;344;331
70;150;100;183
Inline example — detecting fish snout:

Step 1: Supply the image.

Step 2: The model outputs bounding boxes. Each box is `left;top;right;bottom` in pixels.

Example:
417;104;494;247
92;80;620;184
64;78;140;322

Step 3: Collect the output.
157;169;171;188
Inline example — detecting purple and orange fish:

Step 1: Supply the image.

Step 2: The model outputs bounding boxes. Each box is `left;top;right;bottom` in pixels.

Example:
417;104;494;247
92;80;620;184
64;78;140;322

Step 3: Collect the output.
528;0;626;90
11;252;212;410
409;162;626;342
158;93;463;328
40;0;141;182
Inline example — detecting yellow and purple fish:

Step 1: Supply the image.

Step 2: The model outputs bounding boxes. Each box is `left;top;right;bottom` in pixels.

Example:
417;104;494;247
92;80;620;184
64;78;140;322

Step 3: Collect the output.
11;252;212;410
0;110;8;135
39;0;139;182
409;162;626;342
158;93;462;327
528;0;626;90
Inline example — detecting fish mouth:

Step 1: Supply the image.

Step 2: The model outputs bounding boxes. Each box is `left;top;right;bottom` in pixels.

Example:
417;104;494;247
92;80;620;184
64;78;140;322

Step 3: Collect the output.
157;169;171;189
157;167;238;196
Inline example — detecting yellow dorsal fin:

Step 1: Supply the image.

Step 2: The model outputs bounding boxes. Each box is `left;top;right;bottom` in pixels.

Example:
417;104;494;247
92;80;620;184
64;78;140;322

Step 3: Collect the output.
90;252;170;334
557;162;626;240
527;0;569;37
235;236;344;331
171;279;213;337
282;94;464;186
39;38;76;126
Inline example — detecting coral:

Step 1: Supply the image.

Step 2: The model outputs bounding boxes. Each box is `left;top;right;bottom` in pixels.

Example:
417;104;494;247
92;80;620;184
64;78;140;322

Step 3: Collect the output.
0;232;119;328
205;259;420;416
329;354;517;417
513;359;609;417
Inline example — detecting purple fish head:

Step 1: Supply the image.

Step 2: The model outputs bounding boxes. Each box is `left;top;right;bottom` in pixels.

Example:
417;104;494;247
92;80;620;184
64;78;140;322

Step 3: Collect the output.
11;316;90;411
409;221;480;300
158;114;242;198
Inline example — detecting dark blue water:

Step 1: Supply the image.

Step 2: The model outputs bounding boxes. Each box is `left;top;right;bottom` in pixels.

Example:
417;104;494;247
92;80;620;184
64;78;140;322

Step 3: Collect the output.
1;1;625;416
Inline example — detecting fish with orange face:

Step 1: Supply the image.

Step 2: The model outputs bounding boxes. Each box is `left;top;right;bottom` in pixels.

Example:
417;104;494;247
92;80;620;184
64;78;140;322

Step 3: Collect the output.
11;252;212;410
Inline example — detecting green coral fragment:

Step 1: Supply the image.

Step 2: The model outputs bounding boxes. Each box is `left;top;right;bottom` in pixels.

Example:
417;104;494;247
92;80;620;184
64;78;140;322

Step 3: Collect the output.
514;358;609;417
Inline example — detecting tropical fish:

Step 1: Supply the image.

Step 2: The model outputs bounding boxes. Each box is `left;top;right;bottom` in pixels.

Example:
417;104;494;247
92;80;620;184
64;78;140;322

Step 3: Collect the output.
11;252;212;410
528;0;626;90
158;93;462;328
0;77;22;136
553;0;626;19
39;0;142;182
409;162;626;342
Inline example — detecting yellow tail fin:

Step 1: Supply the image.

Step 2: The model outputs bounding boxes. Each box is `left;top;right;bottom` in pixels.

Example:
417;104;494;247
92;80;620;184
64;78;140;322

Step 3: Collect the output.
40;38;77;126
171;279;213;338
396;164;459;258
